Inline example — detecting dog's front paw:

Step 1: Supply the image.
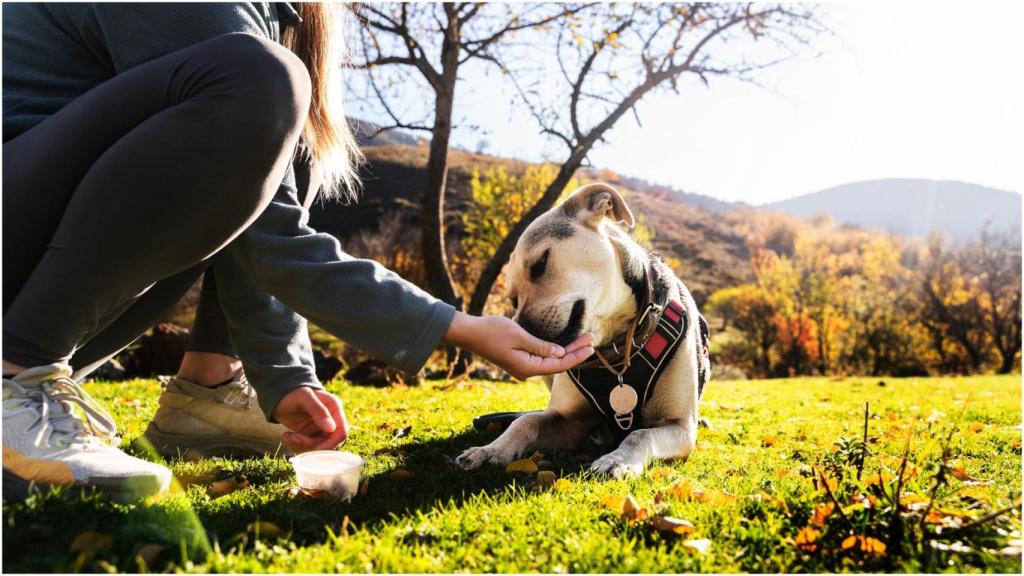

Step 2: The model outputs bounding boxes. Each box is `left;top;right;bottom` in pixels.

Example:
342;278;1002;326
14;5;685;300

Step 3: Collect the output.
455;446;491;470
589;452;643;479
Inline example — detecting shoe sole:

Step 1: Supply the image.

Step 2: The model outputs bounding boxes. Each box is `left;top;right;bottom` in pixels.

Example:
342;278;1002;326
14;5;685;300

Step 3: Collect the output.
3;468;166;503
142;422;292;460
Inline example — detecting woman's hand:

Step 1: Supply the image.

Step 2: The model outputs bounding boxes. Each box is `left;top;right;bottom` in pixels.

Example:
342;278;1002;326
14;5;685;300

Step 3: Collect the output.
444;312;595;380
273;387;348;453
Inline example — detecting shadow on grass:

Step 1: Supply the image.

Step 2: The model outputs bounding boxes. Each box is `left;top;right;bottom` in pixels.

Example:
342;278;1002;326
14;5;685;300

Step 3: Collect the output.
1;427;600;572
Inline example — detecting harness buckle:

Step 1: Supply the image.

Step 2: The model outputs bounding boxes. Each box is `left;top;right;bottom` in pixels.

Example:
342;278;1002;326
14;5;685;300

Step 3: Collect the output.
631;302;664;350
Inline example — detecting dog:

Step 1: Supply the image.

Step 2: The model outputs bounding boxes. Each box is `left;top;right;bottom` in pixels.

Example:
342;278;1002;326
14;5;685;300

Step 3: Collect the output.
456;183;710;478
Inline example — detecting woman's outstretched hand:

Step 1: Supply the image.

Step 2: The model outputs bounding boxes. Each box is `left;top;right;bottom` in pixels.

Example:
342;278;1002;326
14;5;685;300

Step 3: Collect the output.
444;312;595;380
273;387;349;453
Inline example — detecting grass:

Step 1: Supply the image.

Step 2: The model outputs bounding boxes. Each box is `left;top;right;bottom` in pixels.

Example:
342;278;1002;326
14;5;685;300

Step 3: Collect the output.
3;374;1021;573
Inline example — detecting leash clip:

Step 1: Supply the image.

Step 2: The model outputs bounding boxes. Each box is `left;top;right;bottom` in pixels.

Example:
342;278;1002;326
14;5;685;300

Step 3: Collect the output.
632;302;664;349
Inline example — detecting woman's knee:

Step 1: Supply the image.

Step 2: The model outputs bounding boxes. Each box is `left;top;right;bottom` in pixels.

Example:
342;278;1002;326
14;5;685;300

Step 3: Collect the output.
189;33;311;142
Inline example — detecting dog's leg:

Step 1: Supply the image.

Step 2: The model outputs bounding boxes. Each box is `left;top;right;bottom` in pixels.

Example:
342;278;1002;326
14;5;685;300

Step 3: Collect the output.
455;411;597;470
589;420;697;479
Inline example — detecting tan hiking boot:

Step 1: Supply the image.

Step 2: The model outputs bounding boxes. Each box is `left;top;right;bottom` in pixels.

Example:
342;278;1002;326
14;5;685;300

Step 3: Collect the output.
142;372;290;459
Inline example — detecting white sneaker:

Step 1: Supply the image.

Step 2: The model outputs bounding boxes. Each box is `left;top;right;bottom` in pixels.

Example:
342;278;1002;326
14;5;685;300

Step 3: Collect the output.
2;364;172;501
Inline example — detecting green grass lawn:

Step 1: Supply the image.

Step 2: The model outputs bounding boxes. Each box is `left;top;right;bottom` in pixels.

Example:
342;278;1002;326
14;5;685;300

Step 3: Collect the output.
3;375;1021;573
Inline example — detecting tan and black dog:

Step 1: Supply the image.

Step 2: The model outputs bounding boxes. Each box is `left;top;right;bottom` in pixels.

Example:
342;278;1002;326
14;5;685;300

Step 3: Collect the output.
456;183;710;478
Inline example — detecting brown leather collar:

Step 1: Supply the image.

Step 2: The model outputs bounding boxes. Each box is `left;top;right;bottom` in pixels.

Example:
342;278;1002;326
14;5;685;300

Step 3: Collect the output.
575;259;670;369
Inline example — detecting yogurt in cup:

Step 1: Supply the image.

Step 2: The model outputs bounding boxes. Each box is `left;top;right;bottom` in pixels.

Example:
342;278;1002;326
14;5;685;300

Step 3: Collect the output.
290;450;365;500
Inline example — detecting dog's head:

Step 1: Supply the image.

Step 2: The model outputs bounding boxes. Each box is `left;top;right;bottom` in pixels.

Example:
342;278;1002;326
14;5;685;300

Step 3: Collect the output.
506;183;648;346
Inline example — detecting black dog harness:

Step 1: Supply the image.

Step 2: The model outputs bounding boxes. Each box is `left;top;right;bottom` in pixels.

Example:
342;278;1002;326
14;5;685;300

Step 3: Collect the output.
566;262;709;443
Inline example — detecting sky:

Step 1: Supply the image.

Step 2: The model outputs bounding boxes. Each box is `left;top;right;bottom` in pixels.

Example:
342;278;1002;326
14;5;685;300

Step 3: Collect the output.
348;3;1024;205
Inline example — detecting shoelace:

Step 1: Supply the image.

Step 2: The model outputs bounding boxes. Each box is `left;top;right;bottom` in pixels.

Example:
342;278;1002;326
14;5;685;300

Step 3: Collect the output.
3;376;120;449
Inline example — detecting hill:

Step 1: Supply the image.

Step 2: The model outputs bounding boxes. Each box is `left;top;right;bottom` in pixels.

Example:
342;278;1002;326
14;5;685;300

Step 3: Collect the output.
763;179;1021;243
308;145;753;304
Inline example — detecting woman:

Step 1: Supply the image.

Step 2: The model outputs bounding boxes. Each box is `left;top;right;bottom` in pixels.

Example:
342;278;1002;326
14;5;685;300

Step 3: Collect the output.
1;3;594;500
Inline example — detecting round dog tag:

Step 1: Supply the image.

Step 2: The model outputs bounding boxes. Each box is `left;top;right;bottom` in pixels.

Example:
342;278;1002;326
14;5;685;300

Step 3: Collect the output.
609;384;638;415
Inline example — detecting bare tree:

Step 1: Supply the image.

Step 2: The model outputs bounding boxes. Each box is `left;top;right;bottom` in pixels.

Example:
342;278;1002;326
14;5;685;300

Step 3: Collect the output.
464;3;826;317
348;3;590;309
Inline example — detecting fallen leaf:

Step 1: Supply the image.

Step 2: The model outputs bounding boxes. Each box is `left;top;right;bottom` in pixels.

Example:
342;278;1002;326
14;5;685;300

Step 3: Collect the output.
866;471;892;487
601;494;628;513
358;478;369;496
376;422;392;431
247;521;283;539
392;425;412;439
810;503;834;527
621;495;648;522
693;489;737;505
967;422;984;433
386;469;413;481
206;475;249;499
682;538;712;554
70;531;112;560
663;479;696;500
553;478;574;492
649;466;675;480
841;535;886;556
528;451;545;463
762;435;778;447
373;446;408;457
795;526;820;552
506;459;539;474
133;544;166;567
650;516;695;535
534;470;557;490
951;467;992;486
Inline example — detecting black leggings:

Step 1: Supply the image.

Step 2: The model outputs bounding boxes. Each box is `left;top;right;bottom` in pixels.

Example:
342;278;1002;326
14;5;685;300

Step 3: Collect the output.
2;33;310;375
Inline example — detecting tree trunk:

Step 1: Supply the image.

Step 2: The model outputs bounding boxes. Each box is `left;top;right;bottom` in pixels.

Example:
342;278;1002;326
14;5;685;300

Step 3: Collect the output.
421;10;463;311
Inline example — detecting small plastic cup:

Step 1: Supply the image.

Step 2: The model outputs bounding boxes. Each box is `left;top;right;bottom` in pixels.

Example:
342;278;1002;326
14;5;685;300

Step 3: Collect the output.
290;450;365;500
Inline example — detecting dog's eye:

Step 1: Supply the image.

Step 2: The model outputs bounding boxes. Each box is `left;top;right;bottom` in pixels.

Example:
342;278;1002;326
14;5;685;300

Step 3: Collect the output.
529;249;550;281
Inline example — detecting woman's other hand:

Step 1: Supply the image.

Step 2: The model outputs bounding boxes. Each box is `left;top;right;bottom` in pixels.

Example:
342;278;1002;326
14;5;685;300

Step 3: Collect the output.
444;312;595;380
273;387;348;453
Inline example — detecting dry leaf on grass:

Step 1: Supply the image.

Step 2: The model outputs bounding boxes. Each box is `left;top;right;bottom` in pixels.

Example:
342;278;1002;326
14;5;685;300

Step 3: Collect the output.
70;531;112;560
601;494;628;513
553;478;574;492
247;521;283;539
762;435;778;447
392;425;412;439
795;527;820;552
132;544;166;567
206;475;249;499
967;422;984;433
386;469;413;480
650;516;695;535
621;495;649;522
951;466;992;485
506;459;539;474
533;470;557;491
810;503;834;527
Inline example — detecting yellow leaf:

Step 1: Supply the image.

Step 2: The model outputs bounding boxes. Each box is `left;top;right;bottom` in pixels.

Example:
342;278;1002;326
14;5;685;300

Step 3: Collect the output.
621;495;648;522
664;479;695;500
967;422;984;433
553;478;574;492
866;471;892;487
247;521;283;539
528;451;545;463
694;489;737;505
682;538;712;554
649;466;675;480
506;459;539;474
650;515;695;535
795;526;820;552
601;495;627;513
386;469;413;480
762;435;778;447
951;467;991;485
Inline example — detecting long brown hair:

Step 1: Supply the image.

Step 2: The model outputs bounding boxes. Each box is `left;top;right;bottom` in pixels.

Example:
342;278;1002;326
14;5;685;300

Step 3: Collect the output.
282;2;363;202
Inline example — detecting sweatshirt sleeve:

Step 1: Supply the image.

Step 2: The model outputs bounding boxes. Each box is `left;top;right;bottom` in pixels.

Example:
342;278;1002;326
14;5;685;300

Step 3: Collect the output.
225;179;457;380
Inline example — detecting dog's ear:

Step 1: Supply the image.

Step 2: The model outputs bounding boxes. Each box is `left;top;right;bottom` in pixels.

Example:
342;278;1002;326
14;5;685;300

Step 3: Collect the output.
561;183;635;229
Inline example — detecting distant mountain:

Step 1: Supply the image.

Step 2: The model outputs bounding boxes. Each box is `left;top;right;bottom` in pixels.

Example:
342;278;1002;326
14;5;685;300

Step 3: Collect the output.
350;118;423;148
764;179;1021;243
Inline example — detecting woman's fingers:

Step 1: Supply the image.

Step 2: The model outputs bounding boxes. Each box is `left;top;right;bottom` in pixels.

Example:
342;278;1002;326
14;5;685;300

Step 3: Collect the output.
300;390;336;434
564;332;595;354
510;320;566;358
312;390;349;449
